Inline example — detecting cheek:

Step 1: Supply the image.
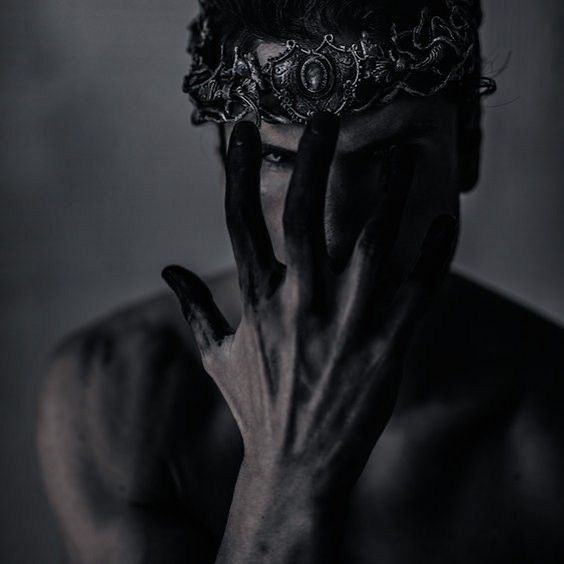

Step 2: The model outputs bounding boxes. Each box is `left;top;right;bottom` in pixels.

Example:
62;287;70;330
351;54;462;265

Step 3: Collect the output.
325;159;385;265
325;142;459;276
260;167;291;263
257;140;459;273
394;141;459;276
260;160;385;267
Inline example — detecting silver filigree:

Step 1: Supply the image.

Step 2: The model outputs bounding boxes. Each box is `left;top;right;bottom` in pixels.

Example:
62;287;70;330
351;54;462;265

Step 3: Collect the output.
183;0;487;125
262;35;363;123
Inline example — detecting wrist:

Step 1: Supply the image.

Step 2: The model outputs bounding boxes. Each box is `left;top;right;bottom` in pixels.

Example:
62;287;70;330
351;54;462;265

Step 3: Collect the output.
239;455;321;501
216;459;347;563
240;448;352;505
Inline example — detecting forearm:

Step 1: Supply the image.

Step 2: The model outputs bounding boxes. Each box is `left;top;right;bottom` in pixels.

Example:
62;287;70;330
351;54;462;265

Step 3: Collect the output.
165;116;452;564
216;460;346;564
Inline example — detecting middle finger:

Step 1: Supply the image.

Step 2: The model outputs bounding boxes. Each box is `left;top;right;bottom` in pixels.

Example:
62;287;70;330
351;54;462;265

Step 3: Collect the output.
282;113;340;305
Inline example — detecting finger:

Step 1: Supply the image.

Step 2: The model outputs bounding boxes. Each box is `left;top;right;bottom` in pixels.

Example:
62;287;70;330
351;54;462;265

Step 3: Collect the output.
162;265;234;354
344;146;418;322
283;113;339;294
385;214;458;347
226;121;280;305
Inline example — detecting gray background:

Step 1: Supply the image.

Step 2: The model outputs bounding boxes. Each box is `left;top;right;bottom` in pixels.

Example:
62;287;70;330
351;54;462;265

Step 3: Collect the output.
1;0;563;561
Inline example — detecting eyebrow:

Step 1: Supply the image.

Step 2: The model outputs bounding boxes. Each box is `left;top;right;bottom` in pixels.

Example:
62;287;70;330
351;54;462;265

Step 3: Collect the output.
261;120;435;157
261;143;298;158
346;119;440;155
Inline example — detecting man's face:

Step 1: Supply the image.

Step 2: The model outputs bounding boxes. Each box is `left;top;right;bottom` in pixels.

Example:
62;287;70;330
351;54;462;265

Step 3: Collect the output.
226;42;462;277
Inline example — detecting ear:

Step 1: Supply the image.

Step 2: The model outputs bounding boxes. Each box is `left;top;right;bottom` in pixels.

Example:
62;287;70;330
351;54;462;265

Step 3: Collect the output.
457;95;483;193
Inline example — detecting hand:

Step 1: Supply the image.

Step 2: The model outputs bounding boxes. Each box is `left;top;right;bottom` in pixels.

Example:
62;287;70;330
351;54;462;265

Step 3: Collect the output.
163;113;456;498
164;113;456;562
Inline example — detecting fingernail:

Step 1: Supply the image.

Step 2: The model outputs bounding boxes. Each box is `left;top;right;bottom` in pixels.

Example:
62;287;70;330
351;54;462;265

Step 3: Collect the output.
232;121;259;147
162;266;185;298
310;112;339;135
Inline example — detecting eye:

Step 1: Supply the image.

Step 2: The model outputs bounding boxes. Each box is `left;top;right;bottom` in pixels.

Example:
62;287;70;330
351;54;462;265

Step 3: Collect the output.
261;146;296;168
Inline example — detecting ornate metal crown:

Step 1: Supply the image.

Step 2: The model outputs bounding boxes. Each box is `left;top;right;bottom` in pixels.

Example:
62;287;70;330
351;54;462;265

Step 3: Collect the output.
183;0;491;126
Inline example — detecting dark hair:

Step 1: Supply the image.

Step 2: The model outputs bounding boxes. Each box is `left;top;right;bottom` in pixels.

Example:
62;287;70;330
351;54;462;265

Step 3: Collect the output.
201;0;482;43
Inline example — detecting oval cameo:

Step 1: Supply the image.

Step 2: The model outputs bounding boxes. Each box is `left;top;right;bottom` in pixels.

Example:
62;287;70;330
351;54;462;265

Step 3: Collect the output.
299;56;334;96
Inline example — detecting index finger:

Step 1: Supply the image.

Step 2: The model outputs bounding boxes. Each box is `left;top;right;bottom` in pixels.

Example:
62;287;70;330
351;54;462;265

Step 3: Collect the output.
226;122;281;305
282;113;340;299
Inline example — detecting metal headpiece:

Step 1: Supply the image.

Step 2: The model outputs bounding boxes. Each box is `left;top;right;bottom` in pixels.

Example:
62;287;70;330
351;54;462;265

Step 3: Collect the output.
183;0;491;126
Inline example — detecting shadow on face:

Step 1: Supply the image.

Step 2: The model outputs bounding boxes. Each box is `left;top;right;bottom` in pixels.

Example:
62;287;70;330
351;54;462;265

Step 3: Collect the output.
224;42;463;279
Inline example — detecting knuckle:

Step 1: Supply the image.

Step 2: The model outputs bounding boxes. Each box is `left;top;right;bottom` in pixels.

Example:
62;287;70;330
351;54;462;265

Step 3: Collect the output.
242;290;269;315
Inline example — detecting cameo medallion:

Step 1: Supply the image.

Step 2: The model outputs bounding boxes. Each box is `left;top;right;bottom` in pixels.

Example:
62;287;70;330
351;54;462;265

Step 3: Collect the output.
299;55;335;98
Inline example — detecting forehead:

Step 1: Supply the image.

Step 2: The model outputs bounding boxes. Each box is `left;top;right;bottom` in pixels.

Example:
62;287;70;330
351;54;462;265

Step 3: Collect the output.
254;42;450;153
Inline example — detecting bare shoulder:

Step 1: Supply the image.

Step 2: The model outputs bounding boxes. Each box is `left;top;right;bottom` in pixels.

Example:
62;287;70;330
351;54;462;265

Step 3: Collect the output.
38;289;205;455
41;266;240;411
441;273;563;426
446;275;564;535
37;270;242;561
37;289;210;499
437;273;563;388
386;275;564;558
39;267;241;464
49;289;194;373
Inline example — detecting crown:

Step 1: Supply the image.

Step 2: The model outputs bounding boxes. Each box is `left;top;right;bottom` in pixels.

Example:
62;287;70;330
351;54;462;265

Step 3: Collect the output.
183;0;494;126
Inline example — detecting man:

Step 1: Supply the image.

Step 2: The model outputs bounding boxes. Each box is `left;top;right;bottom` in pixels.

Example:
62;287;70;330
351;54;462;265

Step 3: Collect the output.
38;0;563;562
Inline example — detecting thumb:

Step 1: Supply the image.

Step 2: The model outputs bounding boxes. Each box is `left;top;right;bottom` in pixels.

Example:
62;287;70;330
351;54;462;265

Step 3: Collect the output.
162;265;234;355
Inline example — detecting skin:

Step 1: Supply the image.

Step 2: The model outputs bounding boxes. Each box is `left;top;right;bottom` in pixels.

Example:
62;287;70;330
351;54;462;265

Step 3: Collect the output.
163;113;457;562
37;40;564;564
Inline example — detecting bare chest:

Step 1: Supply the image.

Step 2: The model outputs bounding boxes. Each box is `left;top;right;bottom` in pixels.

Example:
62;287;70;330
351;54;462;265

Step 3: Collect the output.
342;407;533;563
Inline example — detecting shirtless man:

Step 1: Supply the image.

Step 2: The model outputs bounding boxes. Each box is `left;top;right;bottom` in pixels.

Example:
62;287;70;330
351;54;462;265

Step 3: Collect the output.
38;0;564;562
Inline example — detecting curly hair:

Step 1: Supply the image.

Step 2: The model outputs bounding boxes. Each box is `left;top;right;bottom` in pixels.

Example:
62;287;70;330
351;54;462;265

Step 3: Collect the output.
200;0;483;43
